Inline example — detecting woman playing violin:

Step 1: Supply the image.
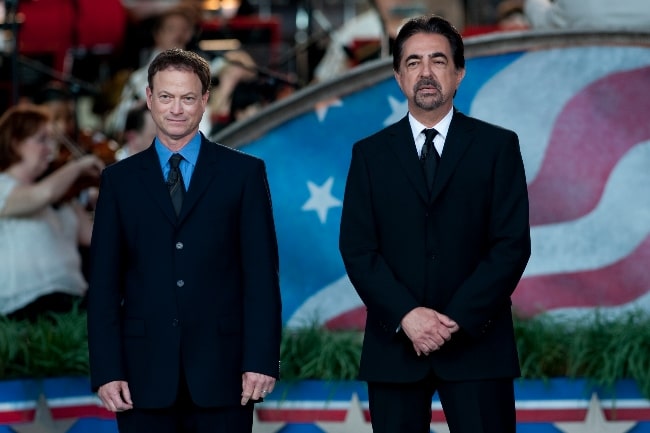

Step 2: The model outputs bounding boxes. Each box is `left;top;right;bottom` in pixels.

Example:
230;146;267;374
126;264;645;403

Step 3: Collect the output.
0;104;104;321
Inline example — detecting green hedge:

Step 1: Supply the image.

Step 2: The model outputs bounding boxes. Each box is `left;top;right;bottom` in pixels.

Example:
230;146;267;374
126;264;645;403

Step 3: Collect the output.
2;308;650;398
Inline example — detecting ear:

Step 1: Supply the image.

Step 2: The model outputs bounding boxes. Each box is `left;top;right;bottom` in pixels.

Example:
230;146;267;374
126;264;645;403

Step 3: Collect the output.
456;67;466;88
394;70;404;93
145;87;153;110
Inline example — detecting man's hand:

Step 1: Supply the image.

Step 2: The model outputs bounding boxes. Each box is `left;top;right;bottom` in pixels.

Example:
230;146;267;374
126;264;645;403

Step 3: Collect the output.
241;372;276;406
97;380;133;412
400;307;460;356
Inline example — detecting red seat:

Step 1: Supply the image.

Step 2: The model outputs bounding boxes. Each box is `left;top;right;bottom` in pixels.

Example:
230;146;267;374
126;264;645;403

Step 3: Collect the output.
17;0;126;73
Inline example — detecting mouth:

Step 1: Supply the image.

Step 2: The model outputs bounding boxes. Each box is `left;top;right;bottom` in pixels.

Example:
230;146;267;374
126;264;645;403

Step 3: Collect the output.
416;87;439;97
415;80;441;94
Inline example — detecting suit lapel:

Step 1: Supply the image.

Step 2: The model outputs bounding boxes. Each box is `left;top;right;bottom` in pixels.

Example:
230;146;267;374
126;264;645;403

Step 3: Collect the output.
430;111;473;203
139;146;178;225
137;138;220;226
176;137;219;224
388;116;430;204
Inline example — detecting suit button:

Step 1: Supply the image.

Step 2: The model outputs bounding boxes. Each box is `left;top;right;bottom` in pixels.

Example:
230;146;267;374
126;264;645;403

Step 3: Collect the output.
430;255;435;260
177;280;184;287
176;242;184;250
172;319;179;327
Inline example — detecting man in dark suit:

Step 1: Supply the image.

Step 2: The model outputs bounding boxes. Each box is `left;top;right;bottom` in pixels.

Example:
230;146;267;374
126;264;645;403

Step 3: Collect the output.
87;48;282;433
339;15;531;433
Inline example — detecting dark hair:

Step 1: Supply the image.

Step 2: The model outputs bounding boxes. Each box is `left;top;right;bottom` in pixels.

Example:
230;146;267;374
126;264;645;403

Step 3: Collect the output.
147;48;211;95
0;104;51;170
32;81;73;105
392;15;465;72
124;103;150;133
229;80;275;122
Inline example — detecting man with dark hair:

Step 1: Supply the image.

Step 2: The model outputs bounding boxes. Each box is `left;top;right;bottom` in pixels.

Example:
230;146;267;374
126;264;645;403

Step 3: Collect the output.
87;48;282;433
339;15;530;433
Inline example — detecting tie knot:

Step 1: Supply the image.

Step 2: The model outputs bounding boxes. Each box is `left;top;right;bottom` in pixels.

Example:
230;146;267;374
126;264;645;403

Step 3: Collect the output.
423;128;438;144
169;153;183;169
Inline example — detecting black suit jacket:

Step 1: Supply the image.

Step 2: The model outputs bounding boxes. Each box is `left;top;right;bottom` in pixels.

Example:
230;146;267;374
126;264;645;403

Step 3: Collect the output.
87;135;282;408
339;112;531;383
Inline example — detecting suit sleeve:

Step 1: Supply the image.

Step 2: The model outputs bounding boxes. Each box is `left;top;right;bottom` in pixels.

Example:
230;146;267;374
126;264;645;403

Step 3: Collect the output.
339;143;421;333
86;169;127;391
240;160;282;378
444;131;531;337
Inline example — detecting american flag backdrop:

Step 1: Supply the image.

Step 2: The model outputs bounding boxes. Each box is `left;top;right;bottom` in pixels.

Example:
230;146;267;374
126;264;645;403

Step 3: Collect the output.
239;44;650;329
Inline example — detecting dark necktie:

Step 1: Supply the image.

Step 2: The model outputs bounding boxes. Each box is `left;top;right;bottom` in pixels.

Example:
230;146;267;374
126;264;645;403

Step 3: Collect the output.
167;153;185;216
420;128;439;191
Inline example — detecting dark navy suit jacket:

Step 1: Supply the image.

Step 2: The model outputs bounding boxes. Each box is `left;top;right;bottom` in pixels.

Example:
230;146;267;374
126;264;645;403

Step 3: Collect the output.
87;135;281;408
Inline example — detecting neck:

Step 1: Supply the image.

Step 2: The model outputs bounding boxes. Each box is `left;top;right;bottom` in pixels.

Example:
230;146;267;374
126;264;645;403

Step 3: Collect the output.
410;105;452;128
159;131;199;153
5;164;35;184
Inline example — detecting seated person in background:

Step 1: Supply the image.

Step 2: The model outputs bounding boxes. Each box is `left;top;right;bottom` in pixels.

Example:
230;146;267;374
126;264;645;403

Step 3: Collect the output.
0;105;104;321
463;0;530;36
211;78;275;135
312;6;384;81
313;0;465;82
105;4;211;136
209;49;259;133
34;82;118;167
230;80;273;123
496;0;530;31
524;0;650;30
118;0;203;70
32;82;78;142
114;102;157;160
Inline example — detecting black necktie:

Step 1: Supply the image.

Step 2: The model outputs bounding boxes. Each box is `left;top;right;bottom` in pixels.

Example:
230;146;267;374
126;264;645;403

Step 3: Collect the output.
167;153;185;216
420;128;439;191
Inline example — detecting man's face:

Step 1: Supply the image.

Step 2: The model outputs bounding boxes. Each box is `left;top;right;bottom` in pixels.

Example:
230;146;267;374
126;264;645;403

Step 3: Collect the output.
146;67;208;145
394;32;465;116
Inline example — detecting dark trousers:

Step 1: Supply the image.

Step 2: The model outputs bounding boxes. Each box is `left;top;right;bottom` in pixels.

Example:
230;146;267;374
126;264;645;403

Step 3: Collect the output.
116;370;254;433
367;372;516;433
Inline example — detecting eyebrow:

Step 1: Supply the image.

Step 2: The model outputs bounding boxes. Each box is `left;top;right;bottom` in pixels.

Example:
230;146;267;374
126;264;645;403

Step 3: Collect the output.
429;52;448;61
404;52;449;63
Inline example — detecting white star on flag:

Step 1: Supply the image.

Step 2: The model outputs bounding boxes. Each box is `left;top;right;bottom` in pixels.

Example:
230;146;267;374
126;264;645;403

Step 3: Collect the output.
383;95;408;126
11;393;76;433
315;393;373;433
315;97;344;122
554;393;636;433
301;176;342;223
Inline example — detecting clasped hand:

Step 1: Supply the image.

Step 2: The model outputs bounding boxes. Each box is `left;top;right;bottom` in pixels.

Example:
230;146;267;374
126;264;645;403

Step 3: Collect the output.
401;307;459;356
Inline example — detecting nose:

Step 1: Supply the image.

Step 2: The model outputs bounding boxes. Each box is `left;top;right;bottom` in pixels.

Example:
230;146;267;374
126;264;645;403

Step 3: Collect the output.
170;98;184;114
420;62;434;77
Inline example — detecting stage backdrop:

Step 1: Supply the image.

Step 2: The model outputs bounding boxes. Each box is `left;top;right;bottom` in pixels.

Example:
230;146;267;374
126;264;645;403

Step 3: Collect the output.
214;29;650;330
2;29;650;433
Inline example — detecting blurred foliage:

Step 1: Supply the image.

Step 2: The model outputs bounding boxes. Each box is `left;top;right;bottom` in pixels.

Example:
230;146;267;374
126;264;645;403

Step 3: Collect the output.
2;308;650;399
514;310;650;397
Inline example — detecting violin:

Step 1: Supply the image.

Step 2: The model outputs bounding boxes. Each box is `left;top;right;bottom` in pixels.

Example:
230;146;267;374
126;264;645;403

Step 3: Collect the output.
51;129;119;205
58;129;119;165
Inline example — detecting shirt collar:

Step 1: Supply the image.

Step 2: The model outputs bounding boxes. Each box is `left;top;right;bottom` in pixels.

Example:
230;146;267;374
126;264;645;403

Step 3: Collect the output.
155;132;202;168
408;107;455;143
